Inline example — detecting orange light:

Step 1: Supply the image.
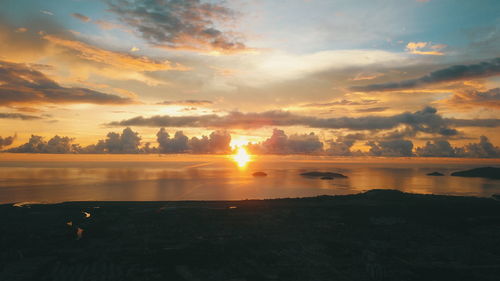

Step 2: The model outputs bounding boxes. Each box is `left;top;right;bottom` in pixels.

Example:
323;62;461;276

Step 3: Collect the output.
232;147;251;168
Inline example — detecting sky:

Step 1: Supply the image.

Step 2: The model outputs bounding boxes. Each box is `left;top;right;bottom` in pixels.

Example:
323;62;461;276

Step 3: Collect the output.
0;0;499;156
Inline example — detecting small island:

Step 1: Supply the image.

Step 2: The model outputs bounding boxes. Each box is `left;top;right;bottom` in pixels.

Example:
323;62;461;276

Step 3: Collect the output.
300;171;348;178
427;172;445;176
451;167;500;180
252;171;268;177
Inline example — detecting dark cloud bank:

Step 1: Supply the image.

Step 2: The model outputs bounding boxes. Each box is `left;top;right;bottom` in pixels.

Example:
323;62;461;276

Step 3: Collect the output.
0;60;133;105
351;57;500;92
108;107;500;136
2;128;499;157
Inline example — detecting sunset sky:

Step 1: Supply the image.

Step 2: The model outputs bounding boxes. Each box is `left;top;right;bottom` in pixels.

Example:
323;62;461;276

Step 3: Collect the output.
1;0;499;155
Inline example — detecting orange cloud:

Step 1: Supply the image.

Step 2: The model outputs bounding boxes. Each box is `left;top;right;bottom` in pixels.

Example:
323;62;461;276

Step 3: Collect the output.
43;35;188;72
406;42;446;56
445;88;500;109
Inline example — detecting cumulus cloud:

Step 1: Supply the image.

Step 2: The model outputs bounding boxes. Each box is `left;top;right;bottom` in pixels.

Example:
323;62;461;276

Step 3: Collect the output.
247;129;323;154
105;0;249;53
82;127;142;153
156;128;189;153
367;139;414;157
157;100;213;106
156;128;231;153
108;107;493;139
189;130;231;154
4;130;499;157
71;13;91;22
0;134;16;149
0;60;133;105
8;135;76;153
325;133;366;156
414;136;500;158
0;112;42;120
415;140;457;157
460;136;500;158
352;58;500;92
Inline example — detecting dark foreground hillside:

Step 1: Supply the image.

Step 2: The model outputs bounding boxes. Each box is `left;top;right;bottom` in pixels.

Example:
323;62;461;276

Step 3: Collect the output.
1;190;500;281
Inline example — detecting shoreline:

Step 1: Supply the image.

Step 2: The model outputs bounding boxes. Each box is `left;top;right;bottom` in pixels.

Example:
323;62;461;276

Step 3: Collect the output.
2;188;500;206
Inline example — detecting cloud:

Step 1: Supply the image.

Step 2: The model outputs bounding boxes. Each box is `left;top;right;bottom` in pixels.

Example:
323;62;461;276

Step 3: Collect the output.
415;136;500;158
83;127;142;153
352;58;500;92
355;107;389;113
302;99;378;108
5;130;499;157
40;10;54;16
189;130;231;154
0;112;42;120
445;118;500;128
415;140;457;157
405;42;445;56
351;72;384;81
43;35;186;71
367;139;414;157
8;135;76;153
156;128;232;153
0;134;16;149
157;100;213;106
108;107;493;139
105;0;249;54
93;20;125;30
247;129;323;154
0;60;134;105
446;88;500;109
156;128;189;153
459;136;500;158
325;133;366;156
71;13;91;22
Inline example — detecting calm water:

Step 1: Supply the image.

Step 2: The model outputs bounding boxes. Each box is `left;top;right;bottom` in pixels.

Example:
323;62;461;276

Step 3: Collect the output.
0;154;499;203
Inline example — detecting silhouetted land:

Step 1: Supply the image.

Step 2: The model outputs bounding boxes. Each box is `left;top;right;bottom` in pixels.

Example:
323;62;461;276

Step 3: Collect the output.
427;172;444;176
451;167;500;179
2;190;500;281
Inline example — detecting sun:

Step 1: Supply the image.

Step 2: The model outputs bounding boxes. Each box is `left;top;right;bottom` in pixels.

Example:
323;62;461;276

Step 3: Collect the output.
232;147;251;168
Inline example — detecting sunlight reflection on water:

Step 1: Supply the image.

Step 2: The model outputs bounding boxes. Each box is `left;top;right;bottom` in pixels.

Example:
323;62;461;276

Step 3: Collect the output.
0;154;499;203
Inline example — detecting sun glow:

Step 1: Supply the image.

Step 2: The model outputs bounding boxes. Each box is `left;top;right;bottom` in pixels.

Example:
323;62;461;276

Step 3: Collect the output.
232;147;251;168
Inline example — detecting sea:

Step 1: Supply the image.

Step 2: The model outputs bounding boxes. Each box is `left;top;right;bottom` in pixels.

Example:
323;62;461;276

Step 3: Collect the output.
0;153;499;203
